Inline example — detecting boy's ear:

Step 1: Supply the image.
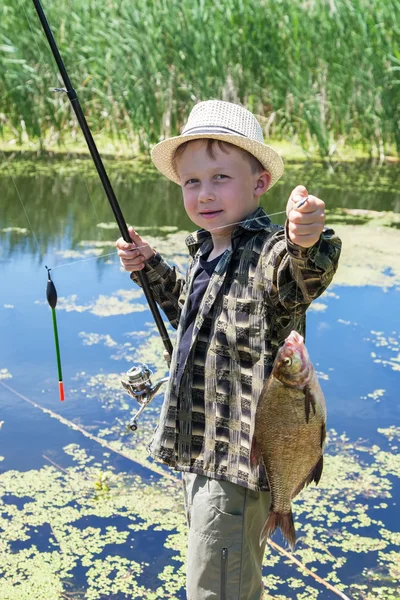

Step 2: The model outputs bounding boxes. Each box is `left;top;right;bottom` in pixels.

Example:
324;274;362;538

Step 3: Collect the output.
254;172;271;197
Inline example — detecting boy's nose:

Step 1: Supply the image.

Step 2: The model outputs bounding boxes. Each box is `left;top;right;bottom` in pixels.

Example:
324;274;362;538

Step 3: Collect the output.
198;185;216;203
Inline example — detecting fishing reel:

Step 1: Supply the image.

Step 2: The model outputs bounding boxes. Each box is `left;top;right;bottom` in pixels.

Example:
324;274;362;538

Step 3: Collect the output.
121;364;168;432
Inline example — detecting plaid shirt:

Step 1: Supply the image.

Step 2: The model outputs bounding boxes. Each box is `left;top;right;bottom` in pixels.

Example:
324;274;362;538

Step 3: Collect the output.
131;207;341;491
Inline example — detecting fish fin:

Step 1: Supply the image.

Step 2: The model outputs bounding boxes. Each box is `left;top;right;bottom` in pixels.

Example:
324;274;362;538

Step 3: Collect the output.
293;455;324;497
260;510;296;551
313;454;324;485
250;436;260;467
293;475;310;497
321;423;327;448
304;386;317;423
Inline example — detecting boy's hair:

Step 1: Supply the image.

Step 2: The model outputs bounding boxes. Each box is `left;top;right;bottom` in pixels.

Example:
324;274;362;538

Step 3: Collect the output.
173;139;266;175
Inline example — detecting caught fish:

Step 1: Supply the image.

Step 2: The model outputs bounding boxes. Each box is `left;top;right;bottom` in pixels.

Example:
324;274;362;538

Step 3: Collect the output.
252;330;326;550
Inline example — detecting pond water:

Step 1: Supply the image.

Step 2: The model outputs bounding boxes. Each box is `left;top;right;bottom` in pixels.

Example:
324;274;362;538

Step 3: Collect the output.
0;157;399;600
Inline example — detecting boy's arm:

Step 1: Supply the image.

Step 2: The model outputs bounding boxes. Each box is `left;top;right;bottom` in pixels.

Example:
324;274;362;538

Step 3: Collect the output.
264;185;342;314
130;252;186;329
264;224;342;313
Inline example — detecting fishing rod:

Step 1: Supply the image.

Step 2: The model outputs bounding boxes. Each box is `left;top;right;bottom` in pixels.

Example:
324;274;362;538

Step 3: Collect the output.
32;0;172;425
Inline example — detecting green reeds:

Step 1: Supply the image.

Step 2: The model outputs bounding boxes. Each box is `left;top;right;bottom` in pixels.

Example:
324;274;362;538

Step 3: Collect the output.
1;0;399;159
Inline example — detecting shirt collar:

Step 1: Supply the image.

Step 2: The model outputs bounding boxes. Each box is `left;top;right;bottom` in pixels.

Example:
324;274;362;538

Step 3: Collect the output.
185;207;272;257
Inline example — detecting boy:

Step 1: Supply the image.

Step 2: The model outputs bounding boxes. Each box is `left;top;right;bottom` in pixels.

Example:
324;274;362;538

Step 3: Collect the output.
116;100;341;599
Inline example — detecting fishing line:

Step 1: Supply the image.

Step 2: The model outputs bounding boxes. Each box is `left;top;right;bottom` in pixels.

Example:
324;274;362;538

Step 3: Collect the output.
37;208;290;271
206;207;288;232
20;0;60;88
3;1;79;255
117;208;289;252
0;149;41;250
0;379;179;483
291;196;309;334
83;176;108;244
0;173;289;272
51;250;118;270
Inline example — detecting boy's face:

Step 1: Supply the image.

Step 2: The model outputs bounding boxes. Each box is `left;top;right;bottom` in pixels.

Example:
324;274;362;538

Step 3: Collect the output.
175;140;270;237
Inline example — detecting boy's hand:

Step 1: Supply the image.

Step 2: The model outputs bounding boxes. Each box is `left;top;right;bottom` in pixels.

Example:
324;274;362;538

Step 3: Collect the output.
116;227;155;272
286;185;326;248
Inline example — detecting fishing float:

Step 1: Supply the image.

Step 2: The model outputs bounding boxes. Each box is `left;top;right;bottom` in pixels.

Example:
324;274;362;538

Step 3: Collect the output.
46;267;64;401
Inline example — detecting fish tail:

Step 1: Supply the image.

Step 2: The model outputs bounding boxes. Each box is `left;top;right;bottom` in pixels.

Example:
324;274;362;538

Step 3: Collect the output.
259;510;296;551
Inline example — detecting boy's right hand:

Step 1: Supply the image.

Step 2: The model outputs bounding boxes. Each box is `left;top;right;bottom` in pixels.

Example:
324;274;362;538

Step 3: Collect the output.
116;227;155;272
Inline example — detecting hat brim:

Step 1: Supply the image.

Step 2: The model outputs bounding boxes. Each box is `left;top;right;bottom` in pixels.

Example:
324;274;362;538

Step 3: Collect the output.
151;133;284;188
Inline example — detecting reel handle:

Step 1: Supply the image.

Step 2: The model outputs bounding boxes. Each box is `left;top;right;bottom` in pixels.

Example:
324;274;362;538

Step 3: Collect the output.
163;350;171;366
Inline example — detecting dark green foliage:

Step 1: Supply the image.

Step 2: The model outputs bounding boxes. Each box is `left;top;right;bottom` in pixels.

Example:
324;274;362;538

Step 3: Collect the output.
0;0;399;158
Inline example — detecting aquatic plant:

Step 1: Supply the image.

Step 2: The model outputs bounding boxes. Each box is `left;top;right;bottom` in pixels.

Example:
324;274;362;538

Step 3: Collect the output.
1;0;399;159
0;406;398;598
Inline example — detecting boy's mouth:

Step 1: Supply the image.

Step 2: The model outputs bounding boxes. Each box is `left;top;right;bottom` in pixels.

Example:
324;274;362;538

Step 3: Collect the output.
199;210;223;219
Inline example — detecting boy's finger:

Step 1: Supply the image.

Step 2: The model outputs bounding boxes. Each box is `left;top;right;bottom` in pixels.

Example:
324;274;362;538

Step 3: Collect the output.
292;185;308;200
128;227;144;245
117;228;145;250
117;248;142;258
116;237;132;250
121;261;145;270
289;210;325;225
286;186;309;215
120;258;145;271
288;220;325;236
292;195;322;214
119;252;145;264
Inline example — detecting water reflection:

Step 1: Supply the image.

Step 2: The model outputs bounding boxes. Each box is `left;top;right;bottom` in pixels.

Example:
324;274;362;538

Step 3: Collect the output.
0;158;399;600
0;159;399;261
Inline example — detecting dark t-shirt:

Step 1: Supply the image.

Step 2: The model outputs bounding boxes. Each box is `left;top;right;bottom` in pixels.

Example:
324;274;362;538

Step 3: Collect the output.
175;252;222;387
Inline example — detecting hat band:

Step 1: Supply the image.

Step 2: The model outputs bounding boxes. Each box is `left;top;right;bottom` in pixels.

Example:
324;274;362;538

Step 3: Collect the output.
182;125;248;137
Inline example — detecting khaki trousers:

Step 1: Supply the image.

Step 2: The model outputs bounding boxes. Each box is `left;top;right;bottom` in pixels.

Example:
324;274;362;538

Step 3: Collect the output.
182;473;271;600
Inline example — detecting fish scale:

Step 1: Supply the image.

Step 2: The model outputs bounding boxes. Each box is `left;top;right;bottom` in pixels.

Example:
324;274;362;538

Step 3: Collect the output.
252;330;326;550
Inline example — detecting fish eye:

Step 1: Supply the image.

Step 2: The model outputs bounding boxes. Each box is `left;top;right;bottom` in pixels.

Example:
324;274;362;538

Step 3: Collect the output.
282;357;292;366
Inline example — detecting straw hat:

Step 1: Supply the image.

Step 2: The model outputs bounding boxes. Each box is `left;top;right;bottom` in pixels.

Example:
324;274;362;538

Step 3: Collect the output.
151;100;284;188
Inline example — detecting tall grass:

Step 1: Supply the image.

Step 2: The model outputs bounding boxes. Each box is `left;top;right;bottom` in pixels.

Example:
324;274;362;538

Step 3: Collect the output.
0;0;399;159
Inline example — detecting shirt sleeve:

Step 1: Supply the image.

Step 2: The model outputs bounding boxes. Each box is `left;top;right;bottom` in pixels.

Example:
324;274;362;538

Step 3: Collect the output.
130;252;187;329
263;222;342;315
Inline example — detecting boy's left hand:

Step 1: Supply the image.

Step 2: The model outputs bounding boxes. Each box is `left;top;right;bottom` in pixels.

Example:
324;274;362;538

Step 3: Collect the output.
286;185;326;248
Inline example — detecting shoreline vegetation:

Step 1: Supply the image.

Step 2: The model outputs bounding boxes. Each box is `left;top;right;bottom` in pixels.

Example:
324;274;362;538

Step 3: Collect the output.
1;0;399;161
1;132;400;163
1;134;399;183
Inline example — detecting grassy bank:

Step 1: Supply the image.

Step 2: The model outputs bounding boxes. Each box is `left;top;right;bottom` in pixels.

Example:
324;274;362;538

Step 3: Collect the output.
2;129;398;168
1;0;399;160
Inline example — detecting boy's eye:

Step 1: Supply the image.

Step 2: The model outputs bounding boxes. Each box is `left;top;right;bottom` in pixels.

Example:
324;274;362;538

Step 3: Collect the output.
184;174;228;185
